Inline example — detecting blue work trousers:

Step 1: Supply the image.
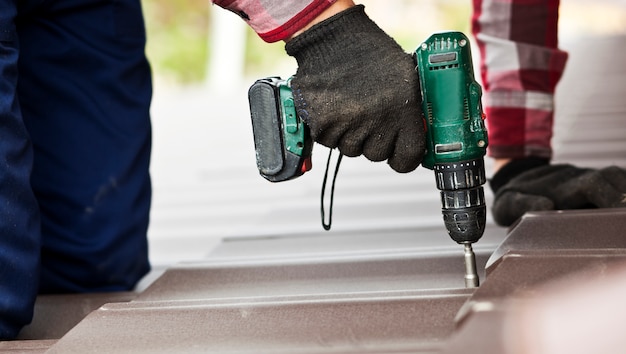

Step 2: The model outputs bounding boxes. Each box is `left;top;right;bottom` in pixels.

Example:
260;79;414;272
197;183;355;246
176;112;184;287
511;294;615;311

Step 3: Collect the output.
0;0;152;338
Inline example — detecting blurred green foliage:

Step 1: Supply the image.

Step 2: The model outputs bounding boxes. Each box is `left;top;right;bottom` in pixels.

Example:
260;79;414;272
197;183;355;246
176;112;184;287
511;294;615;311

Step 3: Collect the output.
243;31;294;77
143;0;210;84
143;0;289;84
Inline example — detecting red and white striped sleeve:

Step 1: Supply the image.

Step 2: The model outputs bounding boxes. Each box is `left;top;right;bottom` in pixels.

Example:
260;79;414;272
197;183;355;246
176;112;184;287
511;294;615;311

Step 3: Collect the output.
471;0;569;160
212;0;337;42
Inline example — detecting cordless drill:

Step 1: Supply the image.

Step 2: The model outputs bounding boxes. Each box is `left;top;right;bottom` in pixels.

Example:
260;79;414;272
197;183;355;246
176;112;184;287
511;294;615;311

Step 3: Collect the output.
415;32;488;287
248;31;488;288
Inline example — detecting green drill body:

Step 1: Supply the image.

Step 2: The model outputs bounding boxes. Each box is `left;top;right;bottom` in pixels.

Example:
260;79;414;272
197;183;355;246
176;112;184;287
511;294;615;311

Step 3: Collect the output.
416;31;488;170
416;32;488;287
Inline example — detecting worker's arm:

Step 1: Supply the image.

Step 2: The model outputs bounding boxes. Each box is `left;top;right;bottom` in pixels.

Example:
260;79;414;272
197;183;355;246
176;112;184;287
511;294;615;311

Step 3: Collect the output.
213;1;425;172
211;0;348;43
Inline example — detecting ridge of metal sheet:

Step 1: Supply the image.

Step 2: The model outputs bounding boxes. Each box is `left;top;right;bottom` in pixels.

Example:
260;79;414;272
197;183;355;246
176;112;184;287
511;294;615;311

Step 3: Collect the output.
486;208;626;273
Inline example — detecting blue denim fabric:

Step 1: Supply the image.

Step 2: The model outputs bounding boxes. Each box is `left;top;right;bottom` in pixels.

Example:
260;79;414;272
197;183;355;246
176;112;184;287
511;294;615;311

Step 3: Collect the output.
0;0;41;340
1;0;152;338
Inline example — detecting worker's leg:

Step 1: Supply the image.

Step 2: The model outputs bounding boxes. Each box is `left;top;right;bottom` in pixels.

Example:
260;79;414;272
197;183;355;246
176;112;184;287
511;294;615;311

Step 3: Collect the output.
0;1;42;339
17;0;153;293
471;0;568;165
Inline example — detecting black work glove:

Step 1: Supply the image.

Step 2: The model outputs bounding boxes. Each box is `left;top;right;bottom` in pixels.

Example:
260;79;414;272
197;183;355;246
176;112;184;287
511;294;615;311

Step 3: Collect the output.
490;158;626;226
285;5;425;173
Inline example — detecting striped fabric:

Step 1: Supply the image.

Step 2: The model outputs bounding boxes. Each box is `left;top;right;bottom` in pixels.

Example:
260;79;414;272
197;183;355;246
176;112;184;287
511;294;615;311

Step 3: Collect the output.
212;0;336;42
472;0;569;159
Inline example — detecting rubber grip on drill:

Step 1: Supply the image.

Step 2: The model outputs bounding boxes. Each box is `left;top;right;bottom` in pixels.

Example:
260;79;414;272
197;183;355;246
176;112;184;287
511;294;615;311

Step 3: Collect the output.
249;81;284;177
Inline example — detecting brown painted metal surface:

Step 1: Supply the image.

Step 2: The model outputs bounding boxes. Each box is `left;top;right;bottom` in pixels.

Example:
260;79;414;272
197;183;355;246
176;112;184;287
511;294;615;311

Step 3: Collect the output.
456;251;626;325
445;208;626;354
0;339;56;354
440;309;509;354
17;292;136;341
486;208;626;273
442;259;626;354
206;225;505;263
48;290;471;354
136;253;491;302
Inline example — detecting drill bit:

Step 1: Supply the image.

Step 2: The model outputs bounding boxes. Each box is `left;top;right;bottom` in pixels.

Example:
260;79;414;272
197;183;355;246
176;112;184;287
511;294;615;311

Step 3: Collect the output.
463;243;479;288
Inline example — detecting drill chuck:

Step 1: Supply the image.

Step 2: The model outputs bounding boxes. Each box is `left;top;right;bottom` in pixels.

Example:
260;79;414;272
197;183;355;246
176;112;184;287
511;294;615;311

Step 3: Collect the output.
437;158;486;288
435;159;487;244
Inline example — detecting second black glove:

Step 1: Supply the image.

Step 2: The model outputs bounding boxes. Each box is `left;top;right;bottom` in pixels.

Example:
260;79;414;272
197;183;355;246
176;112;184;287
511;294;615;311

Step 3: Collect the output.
491;159;626;226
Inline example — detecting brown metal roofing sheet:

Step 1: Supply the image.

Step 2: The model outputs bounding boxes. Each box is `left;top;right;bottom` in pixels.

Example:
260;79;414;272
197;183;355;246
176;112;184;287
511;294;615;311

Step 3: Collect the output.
48;290;470;354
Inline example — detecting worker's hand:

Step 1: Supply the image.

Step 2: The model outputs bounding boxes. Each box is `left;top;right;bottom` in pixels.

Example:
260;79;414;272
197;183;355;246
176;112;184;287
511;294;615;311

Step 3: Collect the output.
490;160;626;226
285;5;425;173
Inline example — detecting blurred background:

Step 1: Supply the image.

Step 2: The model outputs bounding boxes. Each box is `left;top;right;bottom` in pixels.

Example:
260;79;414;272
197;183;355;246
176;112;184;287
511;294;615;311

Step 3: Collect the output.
143;0;626;86
141;0;626;271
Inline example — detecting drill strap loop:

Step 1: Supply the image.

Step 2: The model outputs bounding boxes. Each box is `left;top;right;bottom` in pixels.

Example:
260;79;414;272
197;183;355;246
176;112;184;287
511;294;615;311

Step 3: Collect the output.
321;148;342;231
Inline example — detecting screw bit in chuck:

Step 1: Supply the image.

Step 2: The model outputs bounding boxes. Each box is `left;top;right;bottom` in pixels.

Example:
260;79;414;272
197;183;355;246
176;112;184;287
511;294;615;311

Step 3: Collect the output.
463;243;479;288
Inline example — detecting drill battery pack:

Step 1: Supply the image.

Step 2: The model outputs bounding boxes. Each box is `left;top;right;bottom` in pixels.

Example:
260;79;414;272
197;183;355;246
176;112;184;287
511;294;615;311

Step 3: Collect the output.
248;77;313;182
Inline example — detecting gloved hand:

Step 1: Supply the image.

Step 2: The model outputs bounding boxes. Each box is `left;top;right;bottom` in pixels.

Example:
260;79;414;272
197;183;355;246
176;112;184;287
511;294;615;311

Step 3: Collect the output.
490;158;626;226
285;5;425;173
